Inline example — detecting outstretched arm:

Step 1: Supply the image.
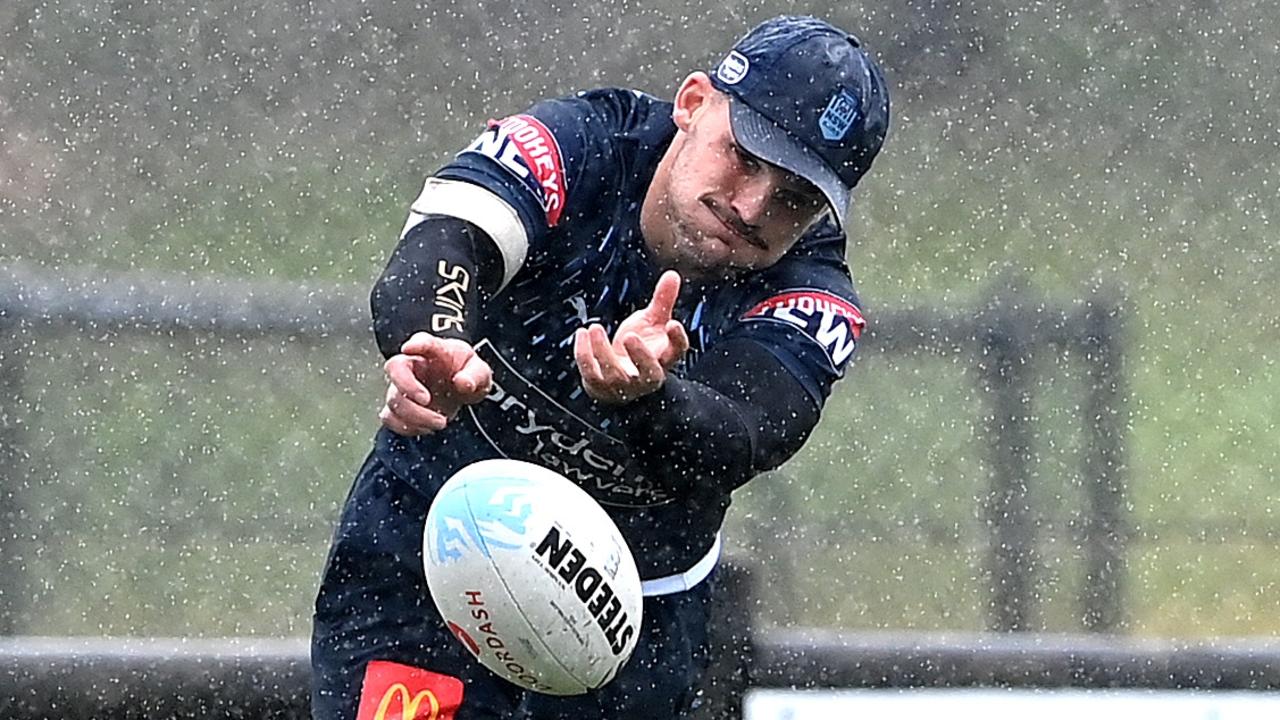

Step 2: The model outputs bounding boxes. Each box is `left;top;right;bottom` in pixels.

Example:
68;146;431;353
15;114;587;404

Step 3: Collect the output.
371;214;503;355
370;214;503;435
614;337;822;491
573;271;831;490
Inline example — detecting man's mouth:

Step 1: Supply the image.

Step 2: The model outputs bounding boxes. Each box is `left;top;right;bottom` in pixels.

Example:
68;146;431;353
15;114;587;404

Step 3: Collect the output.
703;199;767;250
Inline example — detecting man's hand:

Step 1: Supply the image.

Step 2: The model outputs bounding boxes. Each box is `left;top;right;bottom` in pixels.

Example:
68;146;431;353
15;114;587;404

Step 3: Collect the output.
379;333;493;436
574;270;690;404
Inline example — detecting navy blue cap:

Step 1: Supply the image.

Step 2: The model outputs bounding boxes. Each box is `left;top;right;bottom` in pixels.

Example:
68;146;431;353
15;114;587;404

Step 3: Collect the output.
710;16;890;228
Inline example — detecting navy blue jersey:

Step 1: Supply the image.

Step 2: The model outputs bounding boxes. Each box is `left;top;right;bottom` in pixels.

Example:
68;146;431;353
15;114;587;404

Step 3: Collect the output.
374;88;865;579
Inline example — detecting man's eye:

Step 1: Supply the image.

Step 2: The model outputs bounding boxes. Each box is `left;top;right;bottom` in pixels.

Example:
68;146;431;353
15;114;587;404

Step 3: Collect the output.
732;143;760;171
777;189;818;211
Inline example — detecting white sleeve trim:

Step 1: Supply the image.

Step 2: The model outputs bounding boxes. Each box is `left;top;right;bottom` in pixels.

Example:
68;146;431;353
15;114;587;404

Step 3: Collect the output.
399;177;530;290
639;533;721;596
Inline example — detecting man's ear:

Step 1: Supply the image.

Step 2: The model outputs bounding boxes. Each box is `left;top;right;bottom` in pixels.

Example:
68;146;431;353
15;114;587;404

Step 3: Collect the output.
672;71;717;132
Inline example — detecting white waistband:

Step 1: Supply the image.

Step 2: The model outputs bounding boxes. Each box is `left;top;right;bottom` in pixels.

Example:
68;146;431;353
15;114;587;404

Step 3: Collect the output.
639;533;722;597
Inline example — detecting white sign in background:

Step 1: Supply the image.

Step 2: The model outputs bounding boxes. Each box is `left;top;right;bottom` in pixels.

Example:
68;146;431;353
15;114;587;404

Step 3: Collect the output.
745;688;1280;720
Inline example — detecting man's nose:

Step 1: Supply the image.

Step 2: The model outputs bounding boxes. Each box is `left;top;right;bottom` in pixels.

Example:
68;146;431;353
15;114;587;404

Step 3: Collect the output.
730;172;779;226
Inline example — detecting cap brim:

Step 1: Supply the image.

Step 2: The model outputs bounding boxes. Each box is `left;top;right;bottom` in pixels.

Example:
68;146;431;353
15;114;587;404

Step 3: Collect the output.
726;98;851;229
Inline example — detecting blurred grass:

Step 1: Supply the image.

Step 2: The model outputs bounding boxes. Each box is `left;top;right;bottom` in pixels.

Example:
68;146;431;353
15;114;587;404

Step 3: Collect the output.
2;0;1277;637
14;333;380;635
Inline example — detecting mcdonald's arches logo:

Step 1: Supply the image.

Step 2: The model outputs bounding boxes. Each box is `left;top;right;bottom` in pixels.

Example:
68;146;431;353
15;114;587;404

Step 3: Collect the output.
375;684;436;720
356;660;464;720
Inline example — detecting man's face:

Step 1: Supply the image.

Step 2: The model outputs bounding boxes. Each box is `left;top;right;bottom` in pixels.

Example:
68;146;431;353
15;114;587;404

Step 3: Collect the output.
642;74;828;279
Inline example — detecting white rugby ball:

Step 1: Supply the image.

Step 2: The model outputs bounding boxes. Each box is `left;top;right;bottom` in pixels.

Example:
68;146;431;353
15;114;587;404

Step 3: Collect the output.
422;458;643;695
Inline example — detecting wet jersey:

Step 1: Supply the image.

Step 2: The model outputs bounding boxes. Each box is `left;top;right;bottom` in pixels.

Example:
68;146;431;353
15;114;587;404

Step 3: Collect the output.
373;88;866;580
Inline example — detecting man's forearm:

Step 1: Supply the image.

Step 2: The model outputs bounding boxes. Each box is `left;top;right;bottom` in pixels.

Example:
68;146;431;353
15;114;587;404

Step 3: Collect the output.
615;337;821;491
370;215;503;358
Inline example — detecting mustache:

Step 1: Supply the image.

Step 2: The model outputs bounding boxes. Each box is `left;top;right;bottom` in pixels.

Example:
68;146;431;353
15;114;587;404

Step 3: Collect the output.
703;198;767;249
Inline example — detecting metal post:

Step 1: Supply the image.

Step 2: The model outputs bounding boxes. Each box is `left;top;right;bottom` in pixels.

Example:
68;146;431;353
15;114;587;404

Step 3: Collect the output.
979;309;1039;632
0;318;28;635
1079;301;1129;632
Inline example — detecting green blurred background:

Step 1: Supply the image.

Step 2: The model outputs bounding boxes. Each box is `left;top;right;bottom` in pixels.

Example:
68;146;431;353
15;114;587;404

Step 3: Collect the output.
0;0;1275;637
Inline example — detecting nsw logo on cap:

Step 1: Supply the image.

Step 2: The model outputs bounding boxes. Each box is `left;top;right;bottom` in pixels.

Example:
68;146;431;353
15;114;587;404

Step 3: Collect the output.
819;89;861;142
716;51;750;85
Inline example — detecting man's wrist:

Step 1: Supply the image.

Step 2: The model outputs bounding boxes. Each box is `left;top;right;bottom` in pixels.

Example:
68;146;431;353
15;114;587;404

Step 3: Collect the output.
610;377;684;436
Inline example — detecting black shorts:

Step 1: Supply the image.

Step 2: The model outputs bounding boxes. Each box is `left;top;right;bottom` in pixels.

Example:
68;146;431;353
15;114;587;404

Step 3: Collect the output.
311;453;716;720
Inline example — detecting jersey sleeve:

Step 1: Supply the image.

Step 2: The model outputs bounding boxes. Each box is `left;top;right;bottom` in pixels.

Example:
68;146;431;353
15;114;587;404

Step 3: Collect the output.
401;96;610;288
438;107;578;235
719;218;866;405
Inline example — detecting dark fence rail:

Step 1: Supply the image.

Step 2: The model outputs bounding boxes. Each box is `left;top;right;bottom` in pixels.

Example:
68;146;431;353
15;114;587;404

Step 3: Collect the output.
0;637;311;719
752;629;1280;690
6;630;1280;720
0;262;368;340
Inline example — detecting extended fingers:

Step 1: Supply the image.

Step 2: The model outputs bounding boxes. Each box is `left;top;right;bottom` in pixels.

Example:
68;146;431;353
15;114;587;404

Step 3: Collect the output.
622;334;664;386
644;270;682;323
452;354;493;402
384;354;433;406
575;325;646;403
573;327;604;388
380;382;449;435
588;324;639;381
661;320;690;369
399;331;442;357
403;332;471;381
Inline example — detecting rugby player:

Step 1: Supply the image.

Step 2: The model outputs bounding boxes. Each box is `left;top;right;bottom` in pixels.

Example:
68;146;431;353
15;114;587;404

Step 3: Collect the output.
312;15;890;719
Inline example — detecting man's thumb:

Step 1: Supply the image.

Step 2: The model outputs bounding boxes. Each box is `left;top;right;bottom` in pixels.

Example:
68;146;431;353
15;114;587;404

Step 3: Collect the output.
646;270;682;321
